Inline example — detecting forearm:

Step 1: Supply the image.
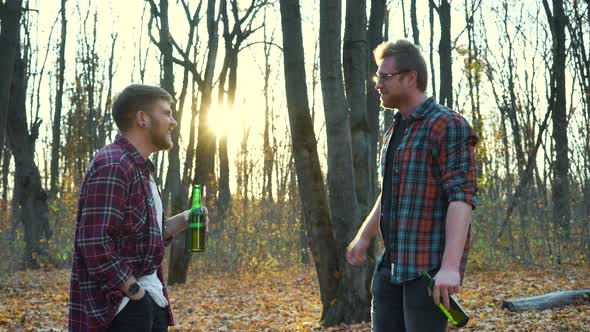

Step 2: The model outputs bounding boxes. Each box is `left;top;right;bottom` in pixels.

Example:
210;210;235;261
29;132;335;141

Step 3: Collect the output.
441;201;472;270
355;194;382;241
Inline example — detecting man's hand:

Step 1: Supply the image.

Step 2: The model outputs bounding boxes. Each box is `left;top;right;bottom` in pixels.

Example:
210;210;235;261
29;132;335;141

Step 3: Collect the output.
185;207;210;232
346;236;370;265
433;268;460;310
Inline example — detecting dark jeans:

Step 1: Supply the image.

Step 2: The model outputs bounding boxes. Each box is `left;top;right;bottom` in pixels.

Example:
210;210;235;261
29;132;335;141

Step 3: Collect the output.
371;258;447;332
108;293;169;332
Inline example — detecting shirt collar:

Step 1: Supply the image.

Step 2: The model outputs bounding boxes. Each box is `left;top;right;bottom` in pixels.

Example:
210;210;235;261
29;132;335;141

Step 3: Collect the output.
410;96;436;120
394;96;437;121
114;133;156;173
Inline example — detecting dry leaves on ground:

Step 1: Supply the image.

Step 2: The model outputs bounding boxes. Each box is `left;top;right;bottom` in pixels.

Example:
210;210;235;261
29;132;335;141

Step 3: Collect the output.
0;264;589;331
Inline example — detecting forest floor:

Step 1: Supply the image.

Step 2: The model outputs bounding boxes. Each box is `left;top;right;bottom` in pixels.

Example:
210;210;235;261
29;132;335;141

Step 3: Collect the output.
0;264;589;331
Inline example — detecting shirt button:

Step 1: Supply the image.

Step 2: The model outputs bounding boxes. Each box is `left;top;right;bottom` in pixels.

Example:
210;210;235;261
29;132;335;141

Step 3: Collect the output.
394;167;400;174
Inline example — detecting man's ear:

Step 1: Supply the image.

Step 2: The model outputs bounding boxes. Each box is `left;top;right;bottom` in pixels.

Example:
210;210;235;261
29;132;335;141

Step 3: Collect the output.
135;110;148;128
408;71;418;88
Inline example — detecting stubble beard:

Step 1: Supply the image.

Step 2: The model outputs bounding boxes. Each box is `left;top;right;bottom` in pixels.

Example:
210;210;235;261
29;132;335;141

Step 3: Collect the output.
150;127;173;151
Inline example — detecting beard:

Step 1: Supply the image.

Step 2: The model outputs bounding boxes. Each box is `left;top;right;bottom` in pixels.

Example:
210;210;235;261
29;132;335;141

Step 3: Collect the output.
380;94;398;109
380;90;406;109
149;128;173;150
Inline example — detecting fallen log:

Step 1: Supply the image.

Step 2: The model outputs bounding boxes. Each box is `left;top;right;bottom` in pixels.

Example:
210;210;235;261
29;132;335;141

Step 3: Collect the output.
502;289;590;312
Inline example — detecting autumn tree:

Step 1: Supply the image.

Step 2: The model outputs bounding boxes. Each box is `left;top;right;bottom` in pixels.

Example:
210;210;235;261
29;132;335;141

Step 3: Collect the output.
147;0;222;284
320;0;371;325
279;0;342;325
566;0;590;259
146;0;181;222
543;0;571;243
1;3;52;268
217;0;267;221
0;0;24;152
410;0;420;46
49;0;67;197
366;0;386;198
431;0;452;107
343;0;373;217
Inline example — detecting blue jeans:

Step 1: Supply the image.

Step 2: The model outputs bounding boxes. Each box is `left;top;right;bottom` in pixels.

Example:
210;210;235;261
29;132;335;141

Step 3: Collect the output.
371;258;447;332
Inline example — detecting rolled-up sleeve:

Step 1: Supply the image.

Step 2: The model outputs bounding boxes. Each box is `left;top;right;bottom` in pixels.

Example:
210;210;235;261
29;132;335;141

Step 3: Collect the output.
437;115;479;209
76;162;133;291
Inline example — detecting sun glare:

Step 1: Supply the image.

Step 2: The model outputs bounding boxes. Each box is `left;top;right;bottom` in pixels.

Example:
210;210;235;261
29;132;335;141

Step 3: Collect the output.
208;106;233;138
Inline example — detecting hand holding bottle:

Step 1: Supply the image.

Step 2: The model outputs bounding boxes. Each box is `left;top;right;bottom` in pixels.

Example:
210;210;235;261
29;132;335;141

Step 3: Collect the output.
433;268;461;310
421;270;469;327
184;206;209;232
187;185;208;252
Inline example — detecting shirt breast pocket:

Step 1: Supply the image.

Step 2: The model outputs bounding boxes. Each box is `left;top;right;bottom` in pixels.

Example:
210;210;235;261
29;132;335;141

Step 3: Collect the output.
399;143;432;181
124;194;149;235
409;142;431;160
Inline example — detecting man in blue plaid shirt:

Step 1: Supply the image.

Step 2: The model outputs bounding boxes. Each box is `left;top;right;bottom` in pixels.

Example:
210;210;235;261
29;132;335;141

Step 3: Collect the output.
347;40;478;331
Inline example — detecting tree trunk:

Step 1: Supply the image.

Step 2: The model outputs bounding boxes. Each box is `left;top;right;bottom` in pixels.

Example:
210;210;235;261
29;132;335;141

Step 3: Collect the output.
344;0;372;218
502;1;531;262
400;0;408;38
366;0;385;206
157;0;182;216
50;0;67;197
262;20;274;202
543;0;571;243
502;289;590;312
193;0;219;196
170;0;220;285
217;47;237;230
566;1;590;259
6;43;52;268
279;0;341;325
149;0;189;286
82;9;99;157
216;50;231;229
2;147;10;225
435;0;453;108
216;0;266;223
101;32;117;148
320;0;370;325
410;0;420;46
0;0;24;152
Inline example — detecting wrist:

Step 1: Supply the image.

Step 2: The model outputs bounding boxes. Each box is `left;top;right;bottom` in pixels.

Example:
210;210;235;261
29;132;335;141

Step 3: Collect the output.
127;281;140;296
127;282;144;300
440;260;460;272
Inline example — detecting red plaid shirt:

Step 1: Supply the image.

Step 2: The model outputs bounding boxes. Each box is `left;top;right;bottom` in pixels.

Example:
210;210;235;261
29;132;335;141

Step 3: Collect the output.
380;97;478;283
69;134;174;331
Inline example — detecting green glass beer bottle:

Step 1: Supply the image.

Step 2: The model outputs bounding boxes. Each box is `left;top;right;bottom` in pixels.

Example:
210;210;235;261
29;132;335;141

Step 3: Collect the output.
420;271;469;327
187;185;206;252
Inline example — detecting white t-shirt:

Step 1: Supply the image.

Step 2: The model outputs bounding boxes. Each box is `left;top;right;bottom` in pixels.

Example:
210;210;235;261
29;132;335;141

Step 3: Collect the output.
116;175;168;314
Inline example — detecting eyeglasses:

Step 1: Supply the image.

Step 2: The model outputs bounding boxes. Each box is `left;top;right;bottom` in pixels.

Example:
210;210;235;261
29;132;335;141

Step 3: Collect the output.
372;70;411;84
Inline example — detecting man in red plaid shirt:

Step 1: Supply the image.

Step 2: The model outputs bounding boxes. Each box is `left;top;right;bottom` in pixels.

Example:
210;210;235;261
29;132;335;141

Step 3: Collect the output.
347;40;478;331
69;84;208;331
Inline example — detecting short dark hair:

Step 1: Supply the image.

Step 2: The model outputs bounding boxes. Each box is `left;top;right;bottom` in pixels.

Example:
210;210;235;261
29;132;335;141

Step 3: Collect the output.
373;40;428;92
111;84;173;132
